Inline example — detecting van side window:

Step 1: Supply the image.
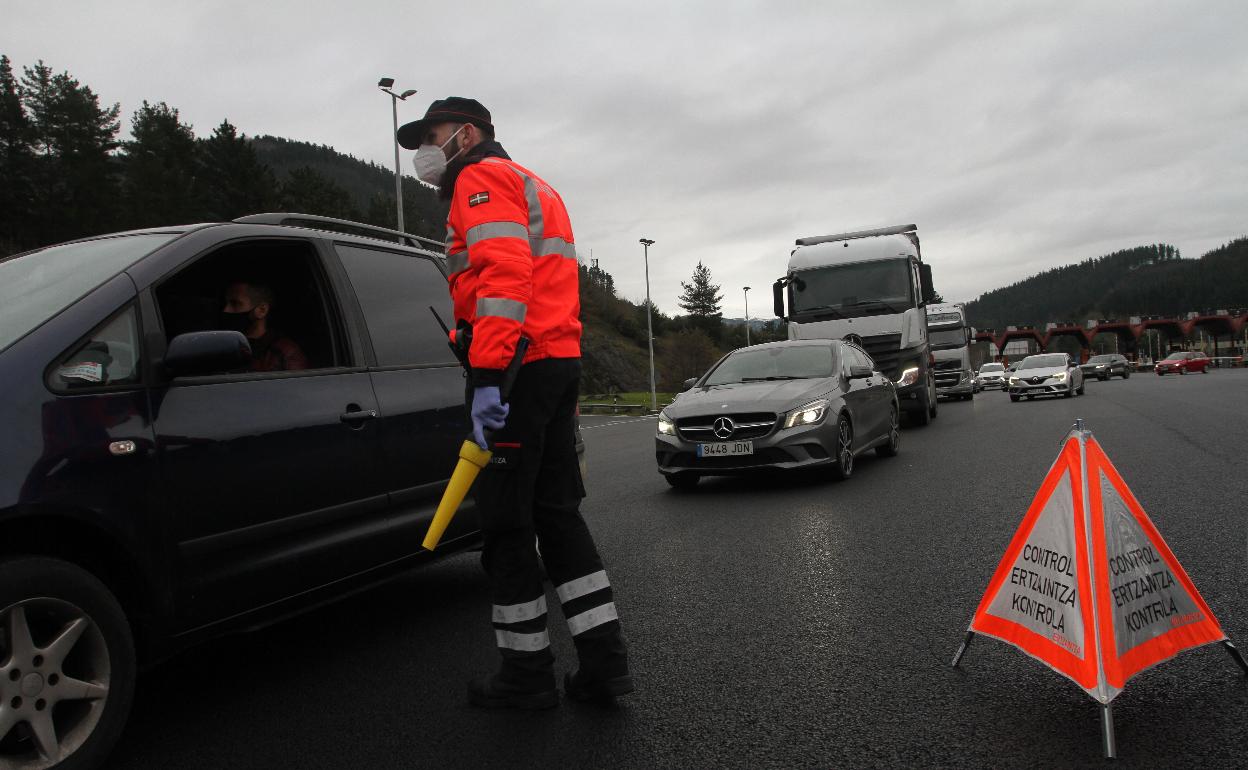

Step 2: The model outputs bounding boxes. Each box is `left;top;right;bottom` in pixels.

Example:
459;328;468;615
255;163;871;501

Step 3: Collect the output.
49;304;142;390
155;239;341;374
334;245;456;368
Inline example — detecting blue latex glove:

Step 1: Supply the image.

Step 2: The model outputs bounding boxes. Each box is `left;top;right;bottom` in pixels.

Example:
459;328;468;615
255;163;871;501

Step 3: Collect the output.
470;386;509;449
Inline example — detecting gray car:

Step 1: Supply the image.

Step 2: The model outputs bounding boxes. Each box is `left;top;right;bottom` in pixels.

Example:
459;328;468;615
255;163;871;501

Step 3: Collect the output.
1006;353;1086;401
1080;353;1130;380
655;340;900;488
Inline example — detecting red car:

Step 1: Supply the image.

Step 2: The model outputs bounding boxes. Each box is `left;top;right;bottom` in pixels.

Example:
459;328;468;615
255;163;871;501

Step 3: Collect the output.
1155;351;1210;375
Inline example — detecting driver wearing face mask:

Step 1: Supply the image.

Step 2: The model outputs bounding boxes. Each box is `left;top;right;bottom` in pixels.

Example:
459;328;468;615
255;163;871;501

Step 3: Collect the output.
220;280;308;372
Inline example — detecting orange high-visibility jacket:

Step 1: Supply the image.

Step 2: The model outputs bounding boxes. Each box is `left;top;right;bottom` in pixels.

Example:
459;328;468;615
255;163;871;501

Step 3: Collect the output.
446;154;582;386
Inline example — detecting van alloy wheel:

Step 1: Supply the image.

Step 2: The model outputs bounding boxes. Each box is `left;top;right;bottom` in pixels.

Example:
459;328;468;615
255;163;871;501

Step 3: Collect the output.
0;558;133;770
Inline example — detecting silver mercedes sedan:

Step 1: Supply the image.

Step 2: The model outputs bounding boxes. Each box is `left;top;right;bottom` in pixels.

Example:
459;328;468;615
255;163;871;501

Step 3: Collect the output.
655;339;900;489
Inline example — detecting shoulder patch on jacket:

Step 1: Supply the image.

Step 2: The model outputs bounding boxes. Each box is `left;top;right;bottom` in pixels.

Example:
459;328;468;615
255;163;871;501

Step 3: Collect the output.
468;191;490;207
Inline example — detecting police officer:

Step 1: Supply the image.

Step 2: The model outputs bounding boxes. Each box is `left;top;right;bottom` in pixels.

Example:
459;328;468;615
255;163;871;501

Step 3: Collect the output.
398;98;632;709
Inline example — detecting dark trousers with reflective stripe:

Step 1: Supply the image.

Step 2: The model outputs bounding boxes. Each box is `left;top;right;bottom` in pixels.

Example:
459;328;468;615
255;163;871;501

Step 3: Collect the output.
472;358;629;691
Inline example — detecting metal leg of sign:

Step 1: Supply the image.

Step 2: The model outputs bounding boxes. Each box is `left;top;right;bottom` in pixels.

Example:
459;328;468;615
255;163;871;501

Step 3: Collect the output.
951;630;975;667
1224;640;1248;675
1100;703;1117;759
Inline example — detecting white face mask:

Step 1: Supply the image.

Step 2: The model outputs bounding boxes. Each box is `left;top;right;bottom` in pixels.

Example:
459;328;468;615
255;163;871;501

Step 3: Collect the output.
412;126;466;188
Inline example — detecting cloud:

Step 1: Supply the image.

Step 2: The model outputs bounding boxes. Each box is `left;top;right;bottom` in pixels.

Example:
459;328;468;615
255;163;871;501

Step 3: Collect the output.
5;0;1245;318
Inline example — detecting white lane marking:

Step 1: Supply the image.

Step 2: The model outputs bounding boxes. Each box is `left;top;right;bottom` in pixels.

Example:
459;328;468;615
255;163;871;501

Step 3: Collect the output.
580;416;656;430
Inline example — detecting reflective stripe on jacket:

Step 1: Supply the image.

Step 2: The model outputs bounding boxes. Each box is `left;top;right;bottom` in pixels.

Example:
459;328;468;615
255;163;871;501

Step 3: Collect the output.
447;155;581;385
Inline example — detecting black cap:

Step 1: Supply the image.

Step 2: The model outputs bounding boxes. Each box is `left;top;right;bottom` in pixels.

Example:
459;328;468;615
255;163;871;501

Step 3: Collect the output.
396;97;493;149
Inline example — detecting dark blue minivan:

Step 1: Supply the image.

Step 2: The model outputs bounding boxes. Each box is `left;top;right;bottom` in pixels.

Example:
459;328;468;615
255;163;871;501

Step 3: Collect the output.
0;215;521;768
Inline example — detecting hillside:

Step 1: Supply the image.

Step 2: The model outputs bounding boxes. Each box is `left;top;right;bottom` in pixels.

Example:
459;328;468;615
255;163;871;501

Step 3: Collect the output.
965;239;1248;329
250;135;448;240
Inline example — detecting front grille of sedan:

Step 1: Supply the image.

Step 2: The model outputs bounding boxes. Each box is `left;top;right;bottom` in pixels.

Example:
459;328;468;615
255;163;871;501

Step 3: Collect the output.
676;412;777;442
1027;376;1047;385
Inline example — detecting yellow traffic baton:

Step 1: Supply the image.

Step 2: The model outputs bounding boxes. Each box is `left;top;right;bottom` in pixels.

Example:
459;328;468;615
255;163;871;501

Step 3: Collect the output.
422;439;494;550
421;328;529;551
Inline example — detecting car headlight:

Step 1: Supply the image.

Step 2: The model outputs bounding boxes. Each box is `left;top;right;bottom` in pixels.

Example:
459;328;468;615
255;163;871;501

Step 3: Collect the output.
1052;372;1067;382
1008;376;1019;385
895;366;920;387
657;411;676;436
784;399;829;429
1096;364;1106;368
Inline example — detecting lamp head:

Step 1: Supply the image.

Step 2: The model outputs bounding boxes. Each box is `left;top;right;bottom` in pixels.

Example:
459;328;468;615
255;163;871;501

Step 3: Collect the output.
400;89;418;99
378;77;395;88
639;238;655;246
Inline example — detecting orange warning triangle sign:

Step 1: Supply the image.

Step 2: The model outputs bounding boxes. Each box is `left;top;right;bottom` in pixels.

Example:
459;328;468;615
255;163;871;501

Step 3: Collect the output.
968;429;1228;703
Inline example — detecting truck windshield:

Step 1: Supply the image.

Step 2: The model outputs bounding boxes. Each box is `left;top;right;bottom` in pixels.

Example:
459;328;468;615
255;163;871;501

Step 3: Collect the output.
929;328;967;350
791;258;913;316
0;233;176;353
703;345;834;386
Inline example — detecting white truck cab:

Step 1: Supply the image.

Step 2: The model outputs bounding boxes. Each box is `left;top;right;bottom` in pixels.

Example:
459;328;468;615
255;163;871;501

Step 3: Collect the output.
772;224;938;425
926;302;975;400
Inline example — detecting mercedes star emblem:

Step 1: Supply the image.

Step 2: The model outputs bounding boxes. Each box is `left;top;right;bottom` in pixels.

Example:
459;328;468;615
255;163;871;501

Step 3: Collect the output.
712;416;735;440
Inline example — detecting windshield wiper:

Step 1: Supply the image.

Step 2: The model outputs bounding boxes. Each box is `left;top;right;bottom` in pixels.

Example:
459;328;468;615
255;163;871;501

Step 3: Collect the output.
795;305;845;319
842;299;904;313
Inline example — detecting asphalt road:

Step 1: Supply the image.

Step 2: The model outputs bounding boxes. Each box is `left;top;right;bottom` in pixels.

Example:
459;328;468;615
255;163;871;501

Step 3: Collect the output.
111;369;1248;769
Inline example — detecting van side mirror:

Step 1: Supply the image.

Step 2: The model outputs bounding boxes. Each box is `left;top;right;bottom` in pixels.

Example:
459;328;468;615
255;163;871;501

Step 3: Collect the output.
165;331;251;378
772;280;785;318
848;365;872;379
682;377;699;391
918;264;935;304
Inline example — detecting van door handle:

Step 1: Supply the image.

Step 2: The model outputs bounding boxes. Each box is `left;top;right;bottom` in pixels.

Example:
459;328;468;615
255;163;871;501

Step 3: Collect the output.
340;408;378;425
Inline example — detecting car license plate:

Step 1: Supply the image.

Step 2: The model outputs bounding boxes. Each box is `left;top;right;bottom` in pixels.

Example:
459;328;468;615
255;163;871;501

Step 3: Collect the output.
1029;387;1045;393
697;441;753;457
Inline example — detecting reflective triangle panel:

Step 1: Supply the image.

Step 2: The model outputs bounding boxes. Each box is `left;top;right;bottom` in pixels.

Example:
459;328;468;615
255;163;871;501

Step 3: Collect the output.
1086;437;1227;690
971;437;1100;694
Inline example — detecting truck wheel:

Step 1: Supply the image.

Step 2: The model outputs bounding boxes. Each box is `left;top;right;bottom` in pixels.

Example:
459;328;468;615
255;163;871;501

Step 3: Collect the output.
0;557;135;770
876;407;900;458
928;380;938;420
909;389;931;427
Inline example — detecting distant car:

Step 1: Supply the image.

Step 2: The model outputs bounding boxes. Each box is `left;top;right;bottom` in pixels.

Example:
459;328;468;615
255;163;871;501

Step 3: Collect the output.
1006;353;1085;401
655;339;900;488
1155;351;1210;375
1081;353;1130;381
975;362;1007;390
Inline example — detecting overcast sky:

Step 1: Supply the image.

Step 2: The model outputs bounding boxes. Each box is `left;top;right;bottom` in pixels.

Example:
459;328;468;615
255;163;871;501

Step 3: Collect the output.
6;1;1246;317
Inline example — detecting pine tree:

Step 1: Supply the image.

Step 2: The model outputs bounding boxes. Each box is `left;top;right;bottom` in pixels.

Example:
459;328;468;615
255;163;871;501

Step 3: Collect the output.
120;101;199;228
280;166;358;220
20;60;121;244
677;261;724;338
0;55;35;252
196;119;278;220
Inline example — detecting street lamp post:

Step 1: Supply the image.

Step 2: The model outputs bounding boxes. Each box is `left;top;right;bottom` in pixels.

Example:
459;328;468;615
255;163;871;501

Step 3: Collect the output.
378;78;417;233
640;238;657;413
743;286;752;346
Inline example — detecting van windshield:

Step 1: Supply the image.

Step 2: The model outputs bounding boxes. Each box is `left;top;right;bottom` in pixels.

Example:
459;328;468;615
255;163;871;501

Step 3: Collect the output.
790;258;913;317
0;234;177;352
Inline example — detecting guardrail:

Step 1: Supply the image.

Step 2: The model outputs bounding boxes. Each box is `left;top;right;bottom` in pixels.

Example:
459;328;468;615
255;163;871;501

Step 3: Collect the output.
578;402;652;415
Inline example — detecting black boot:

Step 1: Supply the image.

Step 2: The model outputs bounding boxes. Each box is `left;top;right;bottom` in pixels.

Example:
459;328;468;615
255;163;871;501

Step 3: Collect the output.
563;670;635;703
467;675;559;710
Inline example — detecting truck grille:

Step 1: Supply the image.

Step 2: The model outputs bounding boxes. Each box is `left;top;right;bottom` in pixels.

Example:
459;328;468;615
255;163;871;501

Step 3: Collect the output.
676;412;777;442
858;334;903;380
935;371;963;387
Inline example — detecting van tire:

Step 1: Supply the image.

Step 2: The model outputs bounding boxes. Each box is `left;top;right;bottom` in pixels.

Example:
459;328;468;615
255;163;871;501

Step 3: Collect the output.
0;557;135;770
